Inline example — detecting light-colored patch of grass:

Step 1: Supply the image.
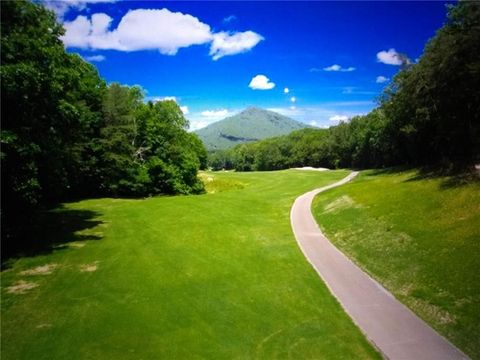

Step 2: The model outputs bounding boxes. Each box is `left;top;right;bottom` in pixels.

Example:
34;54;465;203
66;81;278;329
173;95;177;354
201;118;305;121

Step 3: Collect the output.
199;171;247;193
323;195;360;214
6;281;39;294
79;262;99;272
68;242;86;248
19;264;59;276
313;169;480;358
1;170;380;360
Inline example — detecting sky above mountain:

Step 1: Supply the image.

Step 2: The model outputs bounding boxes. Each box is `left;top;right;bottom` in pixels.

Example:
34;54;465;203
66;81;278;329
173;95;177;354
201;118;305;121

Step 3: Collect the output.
44;0;453;130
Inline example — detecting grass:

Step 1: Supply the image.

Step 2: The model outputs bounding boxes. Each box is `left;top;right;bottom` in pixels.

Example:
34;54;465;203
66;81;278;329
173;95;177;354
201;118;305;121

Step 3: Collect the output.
312;169;480;359
1;170;381;359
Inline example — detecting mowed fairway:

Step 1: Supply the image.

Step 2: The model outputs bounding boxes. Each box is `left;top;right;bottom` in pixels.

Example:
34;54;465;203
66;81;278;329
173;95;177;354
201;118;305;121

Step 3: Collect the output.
1;170;380;359
313;169;480;359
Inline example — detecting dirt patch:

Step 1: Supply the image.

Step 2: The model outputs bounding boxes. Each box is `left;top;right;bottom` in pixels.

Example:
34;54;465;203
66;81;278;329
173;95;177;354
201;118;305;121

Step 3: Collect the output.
79;261;99;272
6;280;39;294
20;263;58;276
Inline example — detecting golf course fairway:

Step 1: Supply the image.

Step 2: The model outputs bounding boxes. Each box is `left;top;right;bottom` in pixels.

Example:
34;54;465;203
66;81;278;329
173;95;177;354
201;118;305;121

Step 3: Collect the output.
1;170;381;359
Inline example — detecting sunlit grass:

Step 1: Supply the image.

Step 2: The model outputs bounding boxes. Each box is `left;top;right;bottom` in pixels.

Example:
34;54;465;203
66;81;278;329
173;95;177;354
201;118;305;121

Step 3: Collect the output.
313;169;480;359
1;170;380;359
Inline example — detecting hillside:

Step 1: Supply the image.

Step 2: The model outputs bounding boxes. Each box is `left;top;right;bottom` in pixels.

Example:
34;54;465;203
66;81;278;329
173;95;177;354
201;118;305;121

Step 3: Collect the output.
194;107;309;150
313;169;480;358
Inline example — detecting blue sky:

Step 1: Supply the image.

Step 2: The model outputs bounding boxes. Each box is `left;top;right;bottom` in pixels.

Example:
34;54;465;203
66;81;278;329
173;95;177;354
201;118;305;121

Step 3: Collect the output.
45;0;452;130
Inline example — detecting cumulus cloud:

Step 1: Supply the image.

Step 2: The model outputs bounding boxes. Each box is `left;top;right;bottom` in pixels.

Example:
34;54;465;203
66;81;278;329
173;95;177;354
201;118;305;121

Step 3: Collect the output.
210;31;264;60
323;64;356;72
62;9;212;54
284;87;289;94
62;8;263;60
43;0;117;18
249;75;275;90
376;48;412;66
329;115;349;122
180;106;189;115
201;109;230;118
84;54;106;62
376;76;389;83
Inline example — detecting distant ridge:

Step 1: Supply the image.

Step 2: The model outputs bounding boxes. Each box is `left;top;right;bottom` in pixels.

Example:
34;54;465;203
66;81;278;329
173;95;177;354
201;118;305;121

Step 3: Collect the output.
195;107;309;150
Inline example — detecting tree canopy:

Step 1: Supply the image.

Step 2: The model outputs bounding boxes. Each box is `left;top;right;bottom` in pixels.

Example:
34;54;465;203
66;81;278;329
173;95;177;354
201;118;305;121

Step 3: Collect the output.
1;1;207;255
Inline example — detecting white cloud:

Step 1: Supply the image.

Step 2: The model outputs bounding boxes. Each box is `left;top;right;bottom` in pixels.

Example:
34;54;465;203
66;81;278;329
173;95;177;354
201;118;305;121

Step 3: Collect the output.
290;105;296;110
62;9;263;60
147;96;177;103
376;48;403;65
161;96;177;102
43;0;117;18
223;15;237;24
188;108;237;130
324;64;340;71
210;31;264;60
249;75;275;90
290;96;296;103
376;76;389;83
84;54;106;62
201;109;229;118
323;64;356;72
62;9;212;54
180;106;189;115
329;115;349;122
284;87;289;94
189;120;211;131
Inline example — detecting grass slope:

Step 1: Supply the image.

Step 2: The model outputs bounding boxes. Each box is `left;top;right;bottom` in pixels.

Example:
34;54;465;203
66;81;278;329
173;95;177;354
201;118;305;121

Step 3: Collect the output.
312;169;480;359
195;107;309;150
1;170;380;359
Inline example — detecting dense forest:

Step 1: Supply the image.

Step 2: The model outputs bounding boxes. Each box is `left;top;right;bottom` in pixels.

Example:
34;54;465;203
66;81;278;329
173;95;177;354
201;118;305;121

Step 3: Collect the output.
1;1;207;255
210;1;479;172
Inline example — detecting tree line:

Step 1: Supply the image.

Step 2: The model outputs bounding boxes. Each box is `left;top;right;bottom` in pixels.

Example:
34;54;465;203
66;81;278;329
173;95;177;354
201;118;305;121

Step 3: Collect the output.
1;1;207;255
210;1;479;172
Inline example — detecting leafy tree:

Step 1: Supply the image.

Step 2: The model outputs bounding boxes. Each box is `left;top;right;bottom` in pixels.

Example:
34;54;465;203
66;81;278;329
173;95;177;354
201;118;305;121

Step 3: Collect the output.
381;1;480;167
1;1;105;254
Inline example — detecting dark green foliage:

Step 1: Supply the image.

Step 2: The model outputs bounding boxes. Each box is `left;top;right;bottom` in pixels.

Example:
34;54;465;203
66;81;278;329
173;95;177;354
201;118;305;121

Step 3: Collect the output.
381;1;479;167
1;1;206;257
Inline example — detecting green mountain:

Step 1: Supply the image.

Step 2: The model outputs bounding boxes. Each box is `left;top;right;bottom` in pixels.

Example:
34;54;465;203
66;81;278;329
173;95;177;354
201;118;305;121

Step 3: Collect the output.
194;107;309;150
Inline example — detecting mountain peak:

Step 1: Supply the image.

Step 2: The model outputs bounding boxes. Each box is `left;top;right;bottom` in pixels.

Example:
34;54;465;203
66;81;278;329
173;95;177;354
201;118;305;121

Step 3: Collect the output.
195;107;308;150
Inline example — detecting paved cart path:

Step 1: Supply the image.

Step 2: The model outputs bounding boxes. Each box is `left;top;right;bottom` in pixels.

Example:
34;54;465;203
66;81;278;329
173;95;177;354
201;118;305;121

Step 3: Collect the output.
290;172;468;360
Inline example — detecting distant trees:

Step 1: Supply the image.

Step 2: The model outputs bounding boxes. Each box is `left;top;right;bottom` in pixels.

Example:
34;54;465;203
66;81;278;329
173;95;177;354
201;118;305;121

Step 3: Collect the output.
212;2;479;172
1;1;207;255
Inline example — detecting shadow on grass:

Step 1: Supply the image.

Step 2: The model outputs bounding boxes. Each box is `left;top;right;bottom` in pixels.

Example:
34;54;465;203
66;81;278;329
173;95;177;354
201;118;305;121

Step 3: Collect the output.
367;165;480;189
1;206;103;270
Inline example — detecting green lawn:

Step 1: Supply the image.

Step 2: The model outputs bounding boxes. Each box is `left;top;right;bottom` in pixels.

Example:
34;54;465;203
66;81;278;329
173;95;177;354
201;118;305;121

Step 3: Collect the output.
312;169;480;359
1;170;380;359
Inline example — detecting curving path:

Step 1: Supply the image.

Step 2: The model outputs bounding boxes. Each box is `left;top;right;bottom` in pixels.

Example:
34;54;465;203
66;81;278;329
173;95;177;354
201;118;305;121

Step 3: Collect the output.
290;172;468;360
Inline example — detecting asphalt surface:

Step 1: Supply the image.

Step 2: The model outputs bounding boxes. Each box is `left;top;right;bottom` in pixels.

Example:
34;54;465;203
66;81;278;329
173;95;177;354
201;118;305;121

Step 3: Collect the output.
290;171;468;360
